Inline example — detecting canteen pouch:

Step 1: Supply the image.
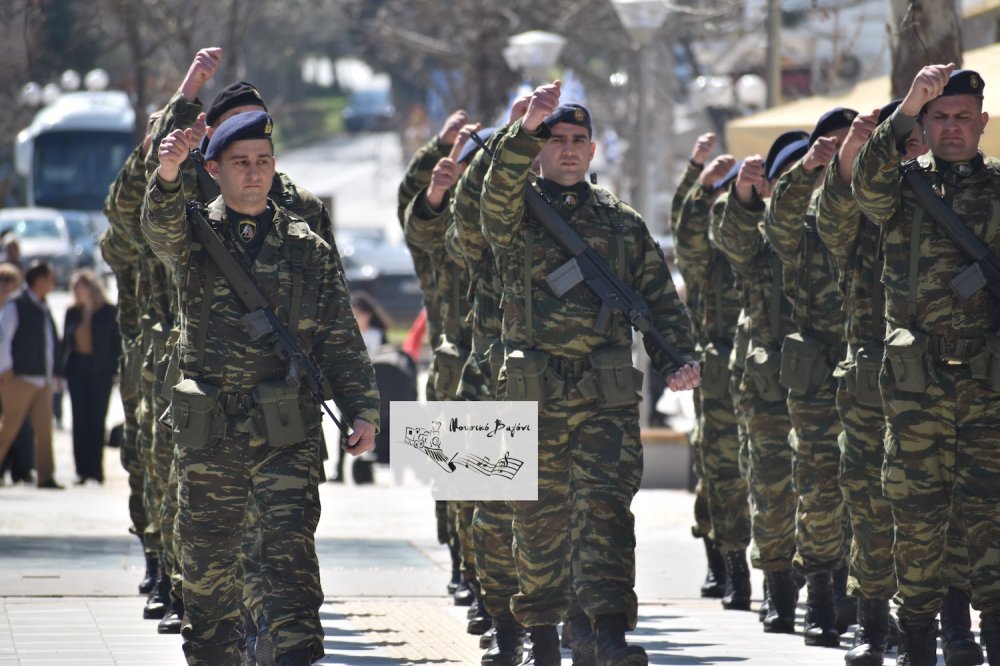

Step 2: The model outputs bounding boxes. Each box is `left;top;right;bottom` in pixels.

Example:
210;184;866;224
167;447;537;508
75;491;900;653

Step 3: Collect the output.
745;346;785;402
884;327;929;393
780;333;829;395
502;349;550;406
986;335;1000;391
254;381;307;448
170;378;225;449
578;347;643;408
700;342;732;398
852;345;884;408
432;339;468;400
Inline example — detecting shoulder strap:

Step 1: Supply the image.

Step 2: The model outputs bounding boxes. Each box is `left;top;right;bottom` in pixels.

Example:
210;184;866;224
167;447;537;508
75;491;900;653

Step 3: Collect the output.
288;242;305;338
907;206;923;326
769;247;783;346
523;226;534;348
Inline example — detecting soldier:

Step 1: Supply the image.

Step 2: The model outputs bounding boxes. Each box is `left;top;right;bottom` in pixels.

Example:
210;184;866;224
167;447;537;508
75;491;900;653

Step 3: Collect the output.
481;81;699;666
143;111;380;666
853;64;1000;666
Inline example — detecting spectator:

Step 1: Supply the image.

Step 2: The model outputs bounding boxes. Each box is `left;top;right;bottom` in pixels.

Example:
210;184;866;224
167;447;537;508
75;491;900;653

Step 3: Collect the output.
0;262;34;485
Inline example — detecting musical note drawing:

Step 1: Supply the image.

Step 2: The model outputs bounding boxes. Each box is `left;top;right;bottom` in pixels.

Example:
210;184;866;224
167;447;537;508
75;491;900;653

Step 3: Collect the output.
401;422;523;479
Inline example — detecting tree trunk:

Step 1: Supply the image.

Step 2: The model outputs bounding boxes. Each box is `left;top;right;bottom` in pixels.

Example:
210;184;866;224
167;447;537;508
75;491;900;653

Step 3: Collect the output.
887;0;962;98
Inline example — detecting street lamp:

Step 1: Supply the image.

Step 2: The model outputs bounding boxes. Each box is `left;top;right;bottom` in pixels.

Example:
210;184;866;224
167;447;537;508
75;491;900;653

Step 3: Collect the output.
503;30;566;84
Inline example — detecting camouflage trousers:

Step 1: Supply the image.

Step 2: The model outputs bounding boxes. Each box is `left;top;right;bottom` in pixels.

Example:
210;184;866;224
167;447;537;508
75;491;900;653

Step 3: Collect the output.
473;500;519;620
698;375;751;552
787;379;848;575
689;387;711;540
835;375;895;600
509;394;642;629
732;367;752;484
138;326;164;556
743;373;796;571
153;339;179;594
178;416;324;666
119;340;146;540
162;443;183;601
881;364;1000;619
450;500;477;582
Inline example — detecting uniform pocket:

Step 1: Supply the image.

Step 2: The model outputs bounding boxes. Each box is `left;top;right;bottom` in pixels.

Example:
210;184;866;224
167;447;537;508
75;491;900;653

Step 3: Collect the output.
254;380;307;448
170;378;225;449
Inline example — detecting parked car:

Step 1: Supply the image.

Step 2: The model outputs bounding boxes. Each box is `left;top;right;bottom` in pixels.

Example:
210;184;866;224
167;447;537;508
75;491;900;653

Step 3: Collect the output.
342;87;396;133
0;207;76;286
341;241;423;326
61;210;99;270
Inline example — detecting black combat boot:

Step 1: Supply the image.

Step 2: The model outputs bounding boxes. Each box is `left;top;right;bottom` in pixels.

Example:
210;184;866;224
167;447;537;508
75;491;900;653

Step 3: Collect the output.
276;647;314;666
157;595;184;634
803;571;840;647
522;625;561;666
940;587;984;666
896;617;938;666
700;537;727;599
480;616;525;666
844;598;890;665
480;625;494;649
453;576;475;606
143;559;170;619
594;614;647;666
567;613;596;666
721;549;752;611
762;569;798;634
447;540;462;594
758;577;771;623
980;612;1000;665
467;594;492;634
834;564;858;635
138;538;158;595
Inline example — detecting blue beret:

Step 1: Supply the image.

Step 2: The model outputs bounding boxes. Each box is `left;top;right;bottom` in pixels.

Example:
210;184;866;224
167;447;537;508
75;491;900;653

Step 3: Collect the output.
713;159;744;191
768;138;809;181
808;107;858;146
205;111;274;161
940;69;985;98
457;127;497;164
543;103;592;134
765;130;809;178
878;99;902;125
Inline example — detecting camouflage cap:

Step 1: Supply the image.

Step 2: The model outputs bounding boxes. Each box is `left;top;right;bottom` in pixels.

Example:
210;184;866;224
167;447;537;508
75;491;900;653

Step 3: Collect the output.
808;107;859;146
205;110;273;161
765;130;809;177
768;138;809;181
206;81;267;127
543;103;592;135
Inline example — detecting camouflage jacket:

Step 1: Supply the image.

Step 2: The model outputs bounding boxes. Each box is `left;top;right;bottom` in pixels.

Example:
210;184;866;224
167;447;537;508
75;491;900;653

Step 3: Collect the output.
714;192;795;350
480;119;695;375
101;145;144;341
140;179;380;428
853;114;1000;337
670;164;702;232
765;161;846;346
816;156;884;347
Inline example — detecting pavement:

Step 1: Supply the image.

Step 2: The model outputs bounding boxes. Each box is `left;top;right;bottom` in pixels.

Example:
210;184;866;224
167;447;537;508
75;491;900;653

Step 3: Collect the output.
0;392;976;665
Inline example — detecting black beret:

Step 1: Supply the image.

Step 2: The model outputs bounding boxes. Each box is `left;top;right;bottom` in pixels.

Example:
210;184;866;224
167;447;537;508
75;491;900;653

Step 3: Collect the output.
765;130;809;178
940;69;985;98
457;127;497;165
205;111;273;161
543;103;592;135
808;107;858;146
878;99;902;125
206;81;267;127
713;159;744;191
768;138;809;181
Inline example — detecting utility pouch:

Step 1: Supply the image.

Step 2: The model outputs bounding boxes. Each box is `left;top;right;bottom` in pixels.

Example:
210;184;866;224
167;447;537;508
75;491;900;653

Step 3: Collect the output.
700;342;732;398
170;378;225;448
432;339;468;400
254;380;307;448
745;346;785;402
579;347;642;408
884;327;929;393
779;333;830;395
985;335;1000;392
486;341;506;394
502;349;550;406
853;345;884;408
160;345;182;401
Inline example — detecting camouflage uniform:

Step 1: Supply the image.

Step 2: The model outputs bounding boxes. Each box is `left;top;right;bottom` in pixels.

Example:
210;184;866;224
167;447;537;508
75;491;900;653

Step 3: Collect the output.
853;112;1000;625
481;119;696;629
141;180;379;664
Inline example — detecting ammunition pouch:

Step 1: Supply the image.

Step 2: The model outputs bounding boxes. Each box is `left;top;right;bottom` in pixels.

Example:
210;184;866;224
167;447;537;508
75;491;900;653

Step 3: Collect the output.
779;333;832;395
700;342;732;398
431;339;468;400
253;381;307;448
884;327;929;393
159;335;182;401
578;346;643;408
501;349;555;407
169;378;226;448
744;346;785;402
849;345;884;408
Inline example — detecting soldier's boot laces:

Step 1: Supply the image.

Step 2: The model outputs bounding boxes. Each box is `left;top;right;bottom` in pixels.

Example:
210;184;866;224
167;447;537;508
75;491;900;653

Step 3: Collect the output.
522;625;560;666
480;617;525;666
156;595;184;635
762;569;798;634
803;571;840;647
721;549;752;611
845;598;891;665
567;613;597;666
142;558;170;620
700;537;726;599
834;564;858;635
895;618;939;666
940;587;984;666
980;612;1000;666
594;614;647;666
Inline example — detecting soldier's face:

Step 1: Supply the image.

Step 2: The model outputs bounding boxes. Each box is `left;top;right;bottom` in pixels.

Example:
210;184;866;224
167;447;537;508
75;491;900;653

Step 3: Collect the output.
207;139;275;215
538;122;595;186
921;95;988;162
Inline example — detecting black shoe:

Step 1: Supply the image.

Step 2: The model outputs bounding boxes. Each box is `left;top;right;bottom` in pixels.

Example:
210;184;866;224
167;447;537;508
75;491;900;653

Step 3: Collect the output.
595;614;647;666
758;577;770;623
480;626;495;650
844;598;890;665
468;598;492;635
721;549;752;611
157;598;184;635
522;625;560;666
802;572;839;647
834;565;858;636
699;537;726;599
447;541;462;594
940;587;984;666
480;618;524;666
981;612;1000;666
138;541;158;595
143;562;170;620
762;569;798;634
567;613;596;666
896;617;938;666
37;478;64;490
453;579;475;606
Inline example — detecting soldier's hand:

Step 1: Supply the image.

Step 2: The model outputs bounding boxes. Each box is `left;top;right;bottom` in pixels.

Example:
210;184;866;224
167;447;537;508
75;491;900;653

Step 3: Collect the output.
900;63;955;116
180;47;223;102
802;136;839;172
344;419;377;456
522;80;561;133
698;154;736;186
507;94;532;125
690;132;716;165
188;112;208;149
735;156;766;204
666;361;701;392
157;128;194;183
838;108;879;184
438;109;469;146
427;157;462;211
448;123;482;161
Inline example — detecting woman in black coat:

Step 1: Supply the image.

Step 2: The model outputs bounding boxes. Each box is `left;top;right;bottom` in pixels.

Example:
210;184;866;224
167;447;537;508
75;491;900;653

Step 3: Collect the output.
62;269;120;484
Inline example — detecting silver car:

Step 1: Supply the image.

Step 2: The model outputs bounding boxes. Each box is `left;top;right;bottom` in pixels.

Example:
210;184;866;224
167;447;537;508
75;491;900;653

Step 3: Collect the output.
0;207;76;286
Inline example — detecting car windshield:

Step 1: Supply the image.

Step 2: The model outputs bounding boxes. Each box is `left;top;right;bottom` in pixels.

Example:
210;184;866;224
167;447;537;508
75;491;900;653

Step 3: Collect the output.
349;89;390;110
32;130;134;211
3;218;62;239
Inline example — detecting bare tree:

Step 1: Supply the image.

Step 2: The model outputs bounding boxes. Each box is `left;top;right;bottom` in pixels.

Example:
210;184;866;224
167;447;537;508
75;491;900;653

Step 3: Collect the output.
887;0;962;98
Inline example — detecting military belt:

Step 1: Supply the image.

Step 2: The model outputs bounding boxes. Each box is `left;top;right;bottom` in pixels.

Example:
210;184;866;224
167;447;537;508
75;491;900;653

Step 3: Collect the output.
926;335;986;365
548;355;590;380
220;391;257;417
